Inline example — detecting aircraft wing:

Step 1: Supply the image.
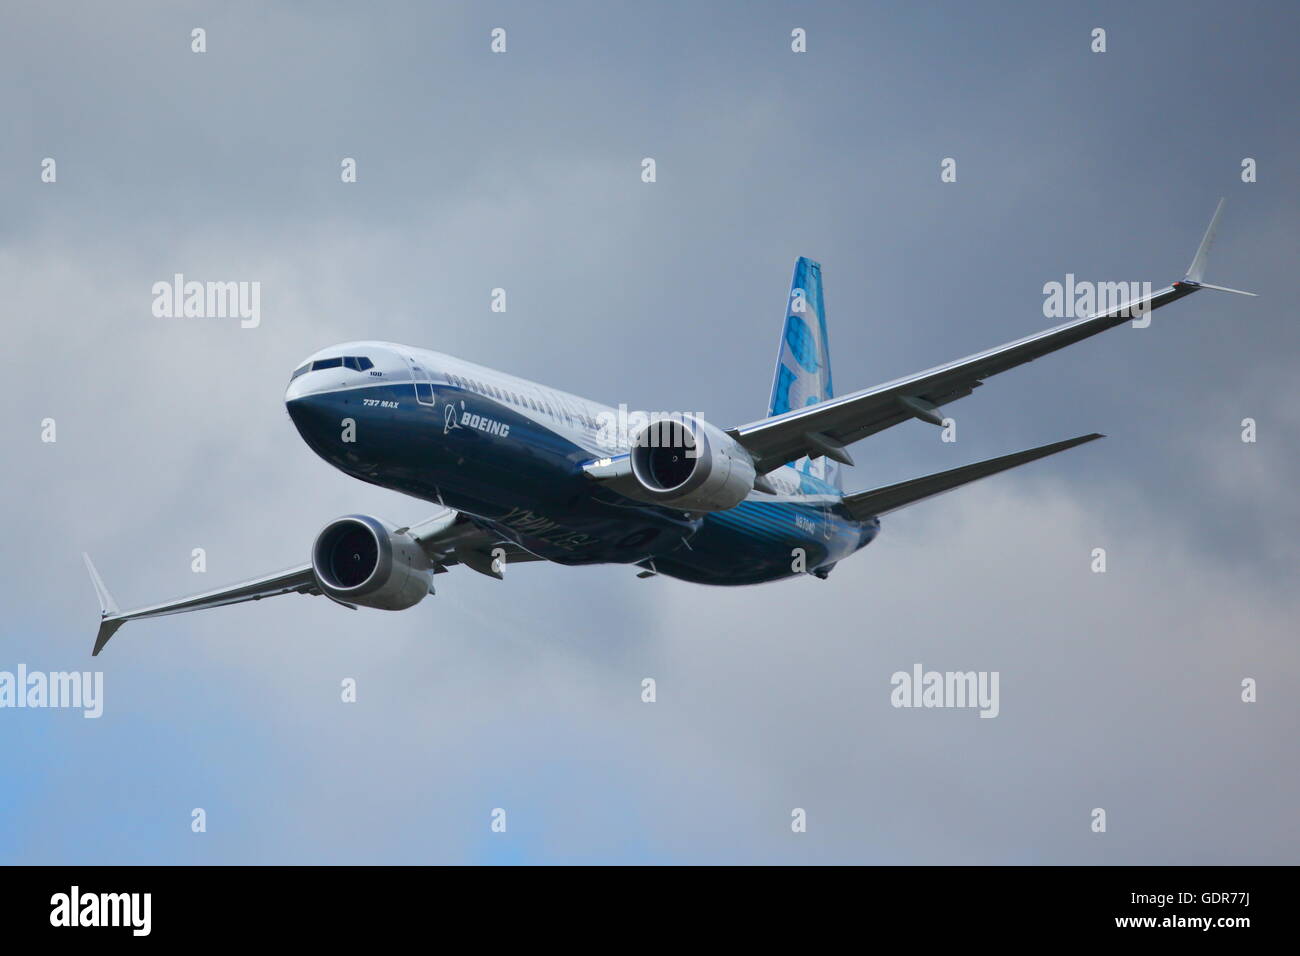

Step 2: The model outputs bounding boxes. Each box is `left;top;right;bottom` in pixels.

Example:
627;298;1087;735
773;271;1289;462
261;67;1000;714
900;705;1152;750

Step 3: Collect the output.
405;509;545;578
85;509;541;656
729;200;1254;474
85;557;318;656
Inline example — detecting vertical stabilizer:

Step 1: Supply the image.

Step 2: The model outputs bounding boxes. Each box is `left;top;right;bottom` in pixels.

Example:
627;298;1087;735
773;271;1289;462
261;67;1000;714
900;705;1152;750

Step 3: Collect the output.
767;257;843;489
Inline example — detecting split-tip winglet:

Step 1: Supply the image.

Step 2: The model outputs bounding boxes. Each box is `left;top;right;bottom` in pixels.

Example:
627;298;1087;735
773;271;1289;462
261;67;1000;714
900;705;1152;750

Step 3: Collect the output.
1182;199;1257;296
83;553;123;656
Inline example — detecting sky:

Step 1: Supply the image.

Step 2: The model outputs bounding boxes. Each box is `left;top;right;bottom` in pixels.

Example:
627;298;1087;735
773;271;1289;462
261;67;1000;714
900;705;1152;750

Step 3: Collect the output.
1;0;1297;864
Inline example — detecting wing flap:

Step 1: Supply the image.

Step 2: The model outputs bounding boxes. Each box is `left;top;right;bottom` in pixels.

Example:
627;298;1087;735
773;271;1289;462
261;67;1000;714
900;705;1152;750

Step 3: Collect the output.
409;509;544;575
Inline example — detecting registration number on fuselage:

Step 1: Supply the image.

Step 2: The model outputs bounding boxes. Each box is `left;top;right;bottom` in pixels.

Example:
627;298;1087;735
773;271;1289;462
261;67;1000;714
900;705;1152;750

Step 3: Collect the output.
362;399;400;409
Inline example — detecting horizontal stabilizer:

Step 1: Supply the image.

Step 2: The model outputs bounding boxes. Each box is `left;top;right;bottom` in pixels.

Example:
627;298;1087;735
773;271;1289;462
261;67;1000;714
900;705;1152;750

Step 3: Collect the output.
842;433;1103;520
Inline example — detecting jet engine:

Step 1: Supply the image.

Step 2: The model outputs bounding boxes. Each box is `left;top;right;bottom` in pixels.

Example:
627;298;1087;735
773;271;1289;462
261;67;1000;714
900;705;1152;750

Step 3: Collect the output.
311;514;432;610
628;416;757;512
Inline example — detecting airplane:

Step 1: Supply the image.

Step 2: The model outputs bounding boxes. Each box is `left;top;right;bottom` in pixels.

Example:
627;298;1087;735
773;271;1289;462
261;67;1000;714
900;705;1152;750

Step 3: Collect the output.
84;201;1254;655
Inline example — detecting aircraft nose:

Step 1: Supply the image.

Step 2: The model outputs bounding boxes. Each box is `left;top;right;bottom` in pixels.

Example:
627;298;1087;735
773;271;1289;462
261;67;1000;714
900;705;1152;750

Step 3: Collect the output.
284;376;309;403
285;387;322;421
285;387;341;453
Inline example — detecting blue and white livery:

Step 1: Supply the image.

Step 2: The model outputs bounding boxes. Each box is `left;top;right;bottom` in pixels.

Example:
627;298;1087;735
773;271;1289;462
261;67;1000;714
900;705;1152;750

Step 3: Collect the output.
85;203;1253;654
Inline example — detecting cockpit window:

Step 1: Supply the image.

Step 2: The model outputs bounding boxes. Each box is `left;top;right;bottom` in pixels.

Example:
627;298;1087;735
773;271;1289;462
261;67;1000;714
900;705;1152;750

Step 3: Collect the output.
290;363;310;380
308;356;374;372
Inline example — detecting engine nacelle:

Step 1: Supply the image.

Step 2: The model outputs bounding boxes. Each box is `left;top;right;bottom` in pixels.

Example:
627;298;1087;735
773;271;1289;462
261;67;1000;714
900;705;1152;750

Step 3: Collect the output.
311;514;432;610
628;416;757;512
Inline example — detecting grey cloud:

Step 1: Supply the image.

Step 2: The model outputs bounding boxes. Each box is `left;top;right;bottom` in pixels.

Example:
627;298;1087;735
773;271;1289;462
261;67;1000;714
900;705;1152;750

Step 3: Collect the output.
2;0;1296;863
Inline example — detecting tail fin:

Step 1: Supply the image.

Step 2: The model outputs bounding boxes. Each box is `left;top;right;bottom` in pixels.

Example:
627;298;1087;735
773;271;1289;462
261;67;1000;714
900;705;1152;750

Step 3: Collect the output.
768;256;843;489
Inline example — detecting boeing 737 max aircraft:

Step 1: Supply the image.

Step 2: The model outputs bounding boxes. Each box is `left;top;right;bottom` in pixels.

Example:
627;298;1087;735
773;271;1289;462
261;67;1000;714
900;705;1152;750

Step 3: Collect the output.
84;202;1253;655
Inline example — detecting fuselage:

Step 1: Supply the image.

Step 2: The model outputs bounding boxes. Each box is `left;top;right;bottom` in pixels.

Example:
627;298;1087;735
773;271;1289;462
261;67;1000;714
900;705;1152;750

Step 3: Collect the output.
284;341;878;585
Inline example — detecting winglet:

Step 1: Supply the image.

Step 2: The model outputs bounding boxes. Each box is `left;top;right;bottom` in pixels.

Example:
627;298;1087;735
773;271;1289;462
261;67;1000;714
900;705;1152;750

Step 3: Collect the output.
83;553;123;656
83;553;119;616
1182;199;1257;296
92;619;124;657
1185;198;1224;283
